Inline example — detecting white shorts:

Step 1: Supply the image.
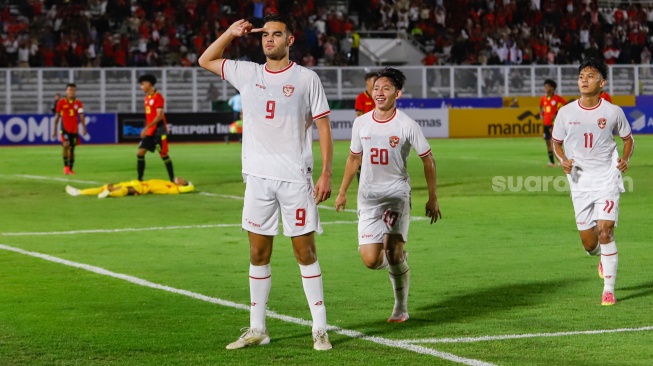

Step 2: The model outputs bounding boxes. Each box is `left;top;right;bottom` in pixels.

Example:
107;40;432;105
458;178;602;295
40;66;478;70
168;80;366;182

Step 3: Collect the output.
242;175;322;237
358;196;410;245
571;187;620;231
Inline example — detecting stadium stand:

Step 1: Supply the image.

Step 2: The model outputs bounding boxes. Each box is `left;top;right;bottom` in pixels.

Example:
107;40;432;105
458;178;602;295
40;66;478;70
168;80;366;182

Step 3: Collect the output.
0;0;651;68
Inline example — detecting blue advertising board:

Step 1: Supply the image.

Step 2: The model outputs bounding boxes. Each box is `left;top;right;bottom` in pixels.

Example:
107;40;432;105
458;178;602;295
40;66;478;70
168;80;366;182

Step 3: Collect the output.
622;106;653;134
397;97;503;109
0;113;117;145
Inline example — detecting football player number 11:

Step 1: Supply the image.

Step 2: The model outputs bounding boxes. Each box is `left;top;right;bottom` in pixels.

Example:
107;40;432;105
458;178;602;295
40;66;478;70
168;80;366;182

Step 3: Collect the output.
584;133;594;148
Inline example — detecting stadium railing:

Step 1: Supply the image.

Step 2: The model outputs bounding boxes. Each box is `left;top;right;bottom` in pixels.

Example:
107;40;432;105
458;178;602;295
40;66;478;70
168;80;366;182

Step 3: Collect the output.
0;64;650;114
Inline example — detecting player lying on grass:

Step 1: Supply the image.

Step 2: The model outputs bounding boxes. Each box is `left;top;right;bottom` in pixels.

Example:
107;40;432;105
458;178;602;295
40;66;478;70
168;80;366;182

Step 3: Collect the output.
552;58;634;306
65;177;194;198
335;67;442;322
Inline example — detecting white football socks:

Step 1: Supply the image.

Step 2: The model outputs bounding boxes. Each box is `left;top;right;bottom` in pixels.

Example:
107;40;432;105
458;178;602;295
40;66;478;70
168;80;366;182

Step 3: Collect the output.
586;244;601;256
388;259;410;315
375;251;389;270
249;263;271;331
600;241;618;293
299;261;327;332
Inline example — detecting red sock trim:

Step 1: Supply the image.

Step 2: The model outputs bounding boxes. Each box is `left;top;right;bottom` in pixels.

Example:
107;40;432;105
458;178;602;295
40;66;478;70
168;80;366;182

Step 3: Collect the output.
249;275;271;280
601;252;618;256
389;268;410;277
301;274;322;279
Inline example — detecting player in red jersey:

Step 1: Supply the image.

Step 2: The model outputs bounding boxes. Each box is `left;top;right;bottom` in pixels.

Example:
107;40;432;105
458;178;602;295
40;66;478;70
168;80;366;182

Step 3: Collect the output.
355;72;377;117
52;83;86;175
540;79;566;167
136;74;175;182
600;91;612;103
353;72;377;180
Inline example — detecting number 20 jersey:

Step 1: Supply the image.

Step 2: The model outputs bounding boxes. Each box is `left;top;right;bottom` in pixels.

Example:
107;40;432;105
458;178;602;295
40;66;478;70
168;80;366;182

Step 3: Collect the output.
350;109;432;208
552;99;632;192
221;60;330;183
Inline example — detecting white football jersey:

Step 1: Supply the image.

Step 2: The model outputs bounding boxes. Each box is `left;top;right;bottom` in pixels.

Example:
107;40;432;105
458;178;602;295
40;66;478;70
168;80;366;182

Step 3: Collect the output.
221;60;330;183
350;109;432;208
552;99;632;192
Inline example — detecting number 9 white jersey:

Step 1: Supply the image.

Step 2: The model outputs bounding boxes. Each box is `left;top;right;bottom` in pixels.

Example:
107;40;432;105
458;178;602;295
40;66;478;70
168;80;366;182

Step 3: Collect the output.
350;109;432;209
221;60;331;183
552;99;632;192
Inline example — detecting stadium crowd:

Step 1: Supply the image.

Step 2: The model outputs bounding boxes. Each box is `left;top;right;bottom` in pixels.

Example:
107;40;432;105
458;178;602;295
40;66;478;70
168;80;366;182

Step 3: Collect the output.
0;0;650;68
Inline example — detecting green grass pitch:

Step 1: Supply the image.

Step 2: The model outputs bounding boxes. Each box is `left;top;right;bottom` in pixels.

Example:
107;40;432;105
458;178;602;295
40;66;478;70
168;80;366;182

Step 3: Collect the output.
1;137;652;366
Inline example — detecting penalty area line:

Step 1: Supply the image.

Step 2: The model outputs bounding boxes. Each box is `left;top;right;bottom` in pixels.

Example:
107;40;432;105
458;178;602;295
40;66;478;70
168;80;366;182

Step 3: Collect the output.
401;326;653;344
0;243;495;366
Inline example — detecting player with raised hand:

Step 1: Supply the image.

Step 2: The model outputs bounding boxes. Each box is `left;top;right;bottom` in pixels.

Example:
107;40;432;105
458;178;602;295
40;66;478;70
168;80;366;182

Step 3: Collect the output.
52;83;86;175
334;67;441;323
199;15;334;351
552;58;634;306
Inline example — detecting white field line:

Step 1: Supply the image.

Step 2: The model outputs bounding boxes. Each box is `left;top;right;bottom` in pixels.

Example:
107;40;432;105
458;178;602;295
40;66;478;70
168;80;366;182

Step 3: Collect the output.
0;243;494;366
401;326;653;344
13;174;102;185
1;220;360;237
11;174;429;220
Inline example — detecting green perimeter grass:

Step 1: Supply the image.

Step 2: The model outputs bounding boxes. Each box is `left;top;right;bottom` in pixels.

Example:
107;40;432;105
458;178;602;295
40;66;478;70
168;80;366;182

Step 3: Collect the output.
0;137;652;366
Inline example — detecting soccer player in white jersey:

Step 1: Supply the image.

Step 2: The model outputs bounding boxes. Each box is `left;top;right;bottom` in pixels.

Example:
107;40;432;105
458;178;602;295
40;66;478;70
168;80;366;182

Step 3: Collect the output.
552;58;634;306
334;68;441;322
198;14;334;350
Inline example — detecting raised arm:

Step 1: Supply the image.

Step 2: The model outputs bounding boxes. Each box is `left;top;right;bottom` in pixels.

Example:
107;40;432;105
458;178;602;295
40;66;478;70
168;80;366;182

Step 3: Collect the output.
334;153;362;212
313;117;333;203
421;153;441;224
198;19;263;76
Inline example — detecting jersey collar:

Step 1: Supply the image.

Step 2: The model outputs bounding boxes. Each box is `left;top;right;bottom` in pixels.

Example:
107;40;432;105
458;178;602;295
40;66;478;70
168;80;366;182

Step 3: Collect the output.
372;109;397;123
265;61;294;74
577;98;602;111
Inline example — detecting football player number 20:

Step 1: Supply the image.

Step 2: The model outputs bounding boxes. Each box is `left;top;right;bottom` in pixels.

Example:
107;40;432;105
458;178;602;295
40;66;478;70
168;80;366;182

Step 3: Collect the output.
370;148;389;165
296;208;306;227
266;100;276;119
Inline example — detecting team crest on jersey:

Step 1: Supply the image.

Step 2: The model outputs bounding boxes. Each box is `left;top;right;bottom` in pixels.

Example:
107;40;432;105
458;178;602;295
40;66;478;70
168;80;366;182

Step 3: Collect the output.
149;99;155;105
389;136;400;148
282;85;295;97
597;118;607;129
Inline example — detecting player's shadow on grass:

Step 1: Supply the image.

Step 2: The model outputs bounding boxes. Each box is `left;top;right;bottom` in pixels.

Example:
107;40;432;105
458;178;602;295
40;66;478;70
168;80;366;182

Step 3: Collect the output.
334;279;574;343
618;281;653;302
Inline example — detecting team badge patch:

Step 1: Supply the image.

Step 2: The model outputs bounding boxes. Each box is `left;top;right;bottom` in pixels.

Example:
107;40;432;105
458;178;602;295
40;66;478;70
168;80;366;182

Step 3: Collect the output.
149;99;154;105
389;136;400;148
597;118;607;129
283;85;295;97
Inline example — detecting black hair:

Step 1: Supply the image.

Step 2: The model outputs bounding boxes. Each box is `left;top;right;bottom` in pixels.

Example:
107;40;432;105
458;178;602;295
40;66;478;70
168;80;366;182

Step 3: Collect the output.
375;67;406;91
66;83;76;88
544;79;557;89
364;71;377;81
138;74;157;86
263;13;295;34
579;58;608;80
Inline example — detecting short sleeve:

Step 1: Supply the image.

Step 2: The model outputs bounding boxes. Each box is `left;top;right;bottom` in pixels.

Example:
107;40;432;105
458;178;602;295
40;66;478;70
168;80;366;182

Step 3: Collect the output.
77;101;84;114
309;73;330;120
55;99;63;113
407;119;431;157
221;59;257;92
539;96;544;108
551;108;567;143
154;94;164;109
354;94;363;112
350;118;363;155
615;107;632;139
